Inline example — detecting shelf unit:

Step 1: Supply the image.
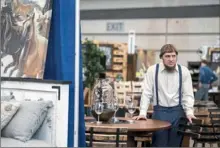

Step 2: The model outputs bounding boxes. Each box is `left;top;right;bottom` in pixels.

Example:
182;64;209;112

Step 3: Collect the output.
188;61;201;89
95;41;128;81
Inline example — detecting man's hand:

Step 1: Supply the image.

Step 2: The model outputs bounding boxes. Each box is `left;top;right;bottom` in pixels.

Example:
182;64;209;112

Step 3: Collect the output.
187;114;197;123
132;115;147;120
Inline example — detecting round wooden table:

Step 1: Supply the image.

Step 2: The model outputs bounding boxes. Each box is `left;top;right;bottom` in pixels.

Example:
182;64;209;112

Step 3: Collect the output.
85;117;171;147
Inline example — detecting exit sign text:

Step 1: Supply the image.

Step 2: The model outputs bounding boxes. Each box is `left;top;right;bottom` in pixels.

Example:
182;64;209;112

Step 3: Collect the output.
106;22;124;32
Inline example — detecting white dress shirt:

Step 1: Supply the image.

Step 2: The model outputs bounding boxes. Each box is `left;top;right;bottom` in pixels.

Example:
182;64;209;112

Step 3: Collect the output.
139;63;195;117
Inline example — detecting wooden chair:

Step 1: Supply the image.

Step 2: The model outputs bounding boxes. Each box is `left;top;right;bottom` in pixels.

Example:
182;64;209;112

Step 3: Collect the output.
193;108;220;147
131;81;143;92
123;81;132;92
194;100;217;113
178;117;203;147
131;81;143;102
114;81;124;93
178;109;220;147
114;81;126;105
133;105;154;147
86;127;127;147
134;133;152;147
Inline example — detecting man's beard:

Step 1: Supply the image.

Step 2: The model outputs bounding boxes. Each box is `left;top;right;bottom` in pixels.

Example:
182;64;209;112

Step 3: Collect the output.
164;64;176;72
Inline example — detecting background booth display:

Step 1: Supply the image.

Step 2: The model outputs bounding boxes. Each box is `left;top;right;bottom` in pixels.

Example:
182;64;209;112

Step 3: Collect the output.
83;40;128;106
1;0;52;79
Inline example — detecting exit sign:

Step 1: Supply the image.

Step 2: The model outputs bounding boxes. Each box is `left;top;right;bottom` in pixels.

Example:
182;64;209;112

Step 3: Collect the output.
106;22;124;32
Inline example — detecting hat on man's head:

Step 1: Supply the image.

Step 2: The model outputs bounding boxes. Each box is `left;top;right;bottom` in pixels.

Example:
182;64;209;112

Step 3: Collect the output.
159;44;178;58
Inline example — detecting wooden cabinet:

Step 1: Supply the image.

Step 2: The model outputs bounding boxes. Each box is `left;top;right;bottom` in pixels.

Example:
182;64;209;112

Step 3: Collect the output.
188;61;201;89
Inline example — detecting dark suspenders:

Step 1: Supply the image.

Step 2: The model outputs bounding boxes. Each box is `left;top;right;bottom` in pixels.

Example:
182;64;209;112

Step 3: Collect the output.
155;64;160;106
178;65;182;105
155;64;182;106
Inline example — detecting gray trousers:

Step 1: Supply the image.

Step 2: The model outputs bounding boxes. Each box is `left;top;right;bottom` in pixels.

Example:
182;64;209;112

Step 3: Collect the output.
195;84;210;101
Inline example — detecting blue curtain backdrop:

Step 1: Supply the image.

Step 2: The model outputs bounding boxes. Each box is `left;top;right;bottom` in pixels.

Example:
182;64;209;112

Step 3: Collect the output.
44;0;86;147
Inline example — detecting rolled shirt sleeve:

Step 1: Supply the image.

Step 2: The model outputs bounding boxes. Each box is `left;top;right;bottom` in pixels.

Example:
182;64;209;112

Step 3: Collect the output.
139;66;154;117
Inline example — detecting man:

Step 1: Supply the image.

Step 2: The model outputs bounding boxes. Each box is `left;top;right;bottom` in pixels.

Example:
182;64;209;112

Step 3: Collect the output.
195;60;218;100
133;44;196;147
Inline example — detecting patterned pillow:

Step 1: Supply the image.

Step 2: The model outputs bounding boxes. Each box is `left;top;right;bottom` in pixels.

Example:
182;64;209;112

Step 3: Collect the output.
1;100;53;142
1;95;15;101
1;101;21;130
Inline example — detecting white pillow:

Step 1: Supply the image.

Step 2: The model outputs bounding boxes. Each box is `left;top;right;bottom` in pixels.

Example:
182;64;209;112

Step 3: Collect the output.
1;95;15;101
1;101;21;130
2;100;53;142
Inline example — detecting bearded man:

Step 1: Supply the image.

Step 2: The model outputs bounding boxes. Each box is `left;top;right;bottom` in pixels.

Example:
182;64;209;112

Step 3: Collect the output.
133;44;196;147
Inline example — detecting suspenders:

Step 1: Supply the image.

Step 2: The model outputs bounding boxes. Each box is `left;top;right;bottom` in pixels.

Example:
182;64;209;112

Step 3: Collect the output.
155;64;160;106
178;64;182;105
155;64;182;106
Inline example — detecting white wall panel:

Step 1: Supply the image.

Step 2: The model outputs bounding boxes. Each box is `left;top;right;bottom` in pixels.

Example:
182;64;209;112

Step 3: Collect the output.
168;18;220;33
82;35;166;49
82;17;220;34
80;0;220;10
167;35;219;49
81;17;220;66
177;52;201;66
81;19;166;34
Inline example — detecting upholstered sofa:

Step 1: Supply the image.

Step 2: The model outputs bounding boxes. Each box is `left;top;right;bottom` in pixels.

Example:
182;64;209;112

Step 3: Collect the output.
1;78;71;147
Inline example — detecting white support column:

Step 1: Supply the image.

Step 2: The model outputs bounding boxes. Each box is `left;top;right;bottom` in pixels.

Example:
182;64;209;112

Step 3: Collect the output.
74;0;80;147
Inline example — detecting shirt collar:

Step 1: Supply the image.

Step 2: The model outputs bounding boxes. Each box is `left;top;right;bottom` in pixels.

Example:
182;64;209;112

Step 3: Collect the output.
159;63;179;72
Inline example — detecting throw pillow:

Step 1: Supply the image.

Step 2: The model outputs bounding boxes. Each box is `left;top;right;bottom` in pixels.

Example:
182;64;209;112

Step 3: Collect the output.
1;95;15;101
1;100;53;142
1;101;21;130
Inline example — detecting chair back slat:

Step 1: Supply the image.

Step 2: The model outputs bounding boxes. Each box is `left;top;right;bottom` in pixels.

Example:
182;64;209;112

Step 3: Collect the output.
208;109;220;112
209;114;220;118
209;108;220;126
211;120;220;125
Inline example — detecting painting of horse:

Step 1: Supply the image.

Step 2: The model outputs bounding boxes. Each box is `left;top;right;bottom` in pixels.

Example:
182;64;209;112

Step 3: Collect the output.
1;0;52;79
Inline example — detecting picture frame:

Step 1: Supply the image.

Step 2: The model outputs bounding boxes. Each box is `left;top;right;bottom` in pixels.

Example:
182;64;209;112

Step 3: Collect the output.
98;44;113;70
211;51;220;63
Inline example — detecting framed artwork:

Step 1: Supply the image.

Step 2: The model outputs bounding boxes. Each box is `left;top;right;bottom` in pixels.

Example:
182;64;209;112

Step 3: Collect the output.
211;51;220;63
99;44;113;70
1;0;53;79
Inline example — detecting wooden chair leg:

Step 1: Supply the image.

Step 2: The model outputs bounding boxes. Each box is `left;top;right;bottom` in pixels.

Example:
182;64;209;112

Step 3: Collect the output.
137;141;142;148
193;141;197;147
143;141;151;147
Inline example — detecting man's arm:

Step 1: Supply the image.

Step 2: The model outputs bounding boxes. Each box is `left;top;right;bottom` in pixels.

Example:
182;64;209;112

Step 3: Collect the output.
182;68;195;117
139;66;154;117
210;69;218;84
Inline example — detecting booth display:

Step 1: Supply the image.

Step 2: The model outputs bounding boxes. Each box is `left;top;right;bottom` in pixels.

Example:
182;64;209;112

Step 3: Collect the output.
83;40;129;107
